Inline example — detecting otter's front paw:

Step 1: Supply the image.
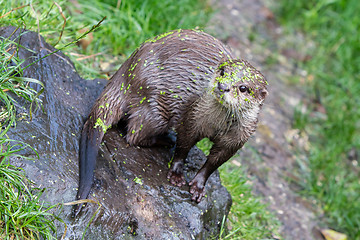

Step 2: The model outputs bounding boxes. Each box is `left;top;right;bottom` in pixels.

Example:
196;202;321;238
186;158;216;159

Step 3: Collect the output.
167;170;186;187
189;178;206;203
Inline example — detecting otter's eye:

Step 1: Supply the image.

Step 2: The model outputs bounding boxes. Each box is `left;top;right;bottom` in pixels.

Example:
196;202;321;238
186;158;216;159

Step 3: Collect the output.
239;85;248;93
220;68;225;77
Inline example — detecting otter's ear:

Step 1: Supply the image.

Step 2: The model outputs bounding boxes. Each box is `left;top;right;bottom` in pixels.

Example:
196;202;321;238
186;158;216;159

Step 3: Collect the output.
217;59;232;74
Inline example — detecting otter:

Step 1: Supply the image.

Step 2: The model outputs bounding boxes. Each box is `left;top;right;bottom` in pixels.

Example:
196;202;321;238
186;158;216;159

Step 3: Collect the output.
75;29;268;215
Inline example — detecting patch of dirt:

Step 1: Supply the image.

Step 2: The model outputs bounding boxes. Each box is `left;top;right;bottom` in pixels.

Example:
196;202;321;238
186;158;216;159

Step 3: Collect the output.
206;0;321;239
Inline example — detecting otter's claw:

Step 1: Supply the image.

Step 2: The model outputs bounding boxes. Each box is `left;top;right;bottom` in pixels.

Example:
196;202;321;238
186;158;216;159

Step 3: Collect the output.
167;170;186;187
189;178;206;202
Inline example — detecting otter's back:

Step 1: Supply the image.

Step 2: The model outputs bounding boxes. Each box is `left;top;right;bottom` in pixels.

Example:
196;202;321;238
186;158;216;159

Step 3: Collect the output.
123;30;234;117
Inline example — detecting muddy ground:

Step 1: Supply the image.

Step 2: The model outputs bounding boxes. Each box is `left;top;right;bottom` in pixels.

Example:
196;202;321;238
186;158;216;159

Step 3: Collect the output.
207;0;321;239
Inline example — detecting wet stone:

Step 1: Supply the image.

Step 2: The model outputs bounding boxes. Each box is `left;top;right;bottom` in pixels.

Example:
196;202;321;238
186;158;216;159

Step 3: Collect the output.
0;26;232;239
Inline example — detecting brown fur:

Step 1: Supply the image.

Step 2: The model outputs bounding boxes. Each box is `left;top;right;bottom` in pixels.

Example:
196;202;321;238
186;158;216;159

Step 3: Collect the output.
75;29;268;215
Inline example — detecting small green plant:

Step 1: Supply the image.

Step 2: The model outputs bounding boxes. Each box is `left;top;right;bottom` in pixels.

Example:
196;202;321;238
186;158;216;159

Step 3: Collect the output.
196;138;213;156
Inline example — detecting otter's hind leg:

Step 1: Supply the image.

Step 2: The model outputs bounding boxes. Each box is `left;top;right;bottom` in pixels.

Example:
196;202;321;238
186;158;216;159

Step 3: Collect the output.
124;106;175;147
125;116;174;147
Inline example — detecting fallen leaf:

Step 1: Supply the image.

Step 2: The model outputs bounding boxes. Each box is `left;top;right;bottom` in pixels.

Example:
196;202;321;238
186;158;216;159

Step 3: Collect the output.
321;229;347;240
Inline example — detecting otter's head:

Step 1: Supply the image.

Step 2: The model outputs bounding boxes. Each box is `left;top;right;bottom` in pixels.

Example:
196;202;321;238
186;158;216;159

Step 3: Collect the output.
211;59;268;112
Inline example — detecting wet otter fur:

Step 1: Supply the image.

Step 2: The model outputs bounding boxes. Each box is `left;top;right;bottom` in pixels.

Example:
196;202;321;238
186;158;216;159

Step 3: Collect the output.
75;29;268;215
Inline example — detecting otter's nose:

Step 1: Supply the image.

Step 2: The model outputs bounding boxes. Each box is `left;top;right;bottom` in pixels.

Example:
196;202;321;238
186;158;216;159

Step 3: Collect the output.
218;82;230;92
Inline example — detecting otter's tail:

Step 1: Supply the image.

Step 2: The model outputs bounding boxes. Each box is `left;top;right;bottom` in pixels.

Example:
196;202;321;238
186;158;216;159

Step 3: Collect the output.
73;119;105;217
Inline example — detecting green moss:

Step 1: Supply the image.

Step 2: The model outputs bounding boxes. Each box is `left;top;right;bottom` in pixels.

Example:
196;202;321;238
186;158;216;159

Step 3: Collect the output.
129;62;138;71
133;177;143;185
94;118;111;133
145;30;175;43
139;97;147;104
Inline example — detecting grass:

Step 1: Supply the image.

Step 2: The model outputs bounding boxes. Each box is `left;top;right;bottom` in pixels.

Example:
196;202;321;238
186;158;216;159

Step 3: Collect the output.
69;0;212;56
0;33;44;131
0;151;59;239
66;0;212;78
0;27;61;238
219;163;280;239
277;0;360;238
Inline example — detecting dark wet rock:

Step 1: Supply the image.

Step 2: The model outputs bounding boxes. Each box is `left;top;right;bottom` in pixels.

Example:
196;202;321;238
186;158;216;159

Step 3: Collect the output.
1;26;232;239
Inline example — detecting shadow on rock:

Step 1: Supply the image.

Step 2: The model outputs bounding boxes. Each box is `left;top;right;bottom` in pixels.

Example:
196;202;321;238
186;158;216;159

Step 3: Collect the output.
0;26;232;239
